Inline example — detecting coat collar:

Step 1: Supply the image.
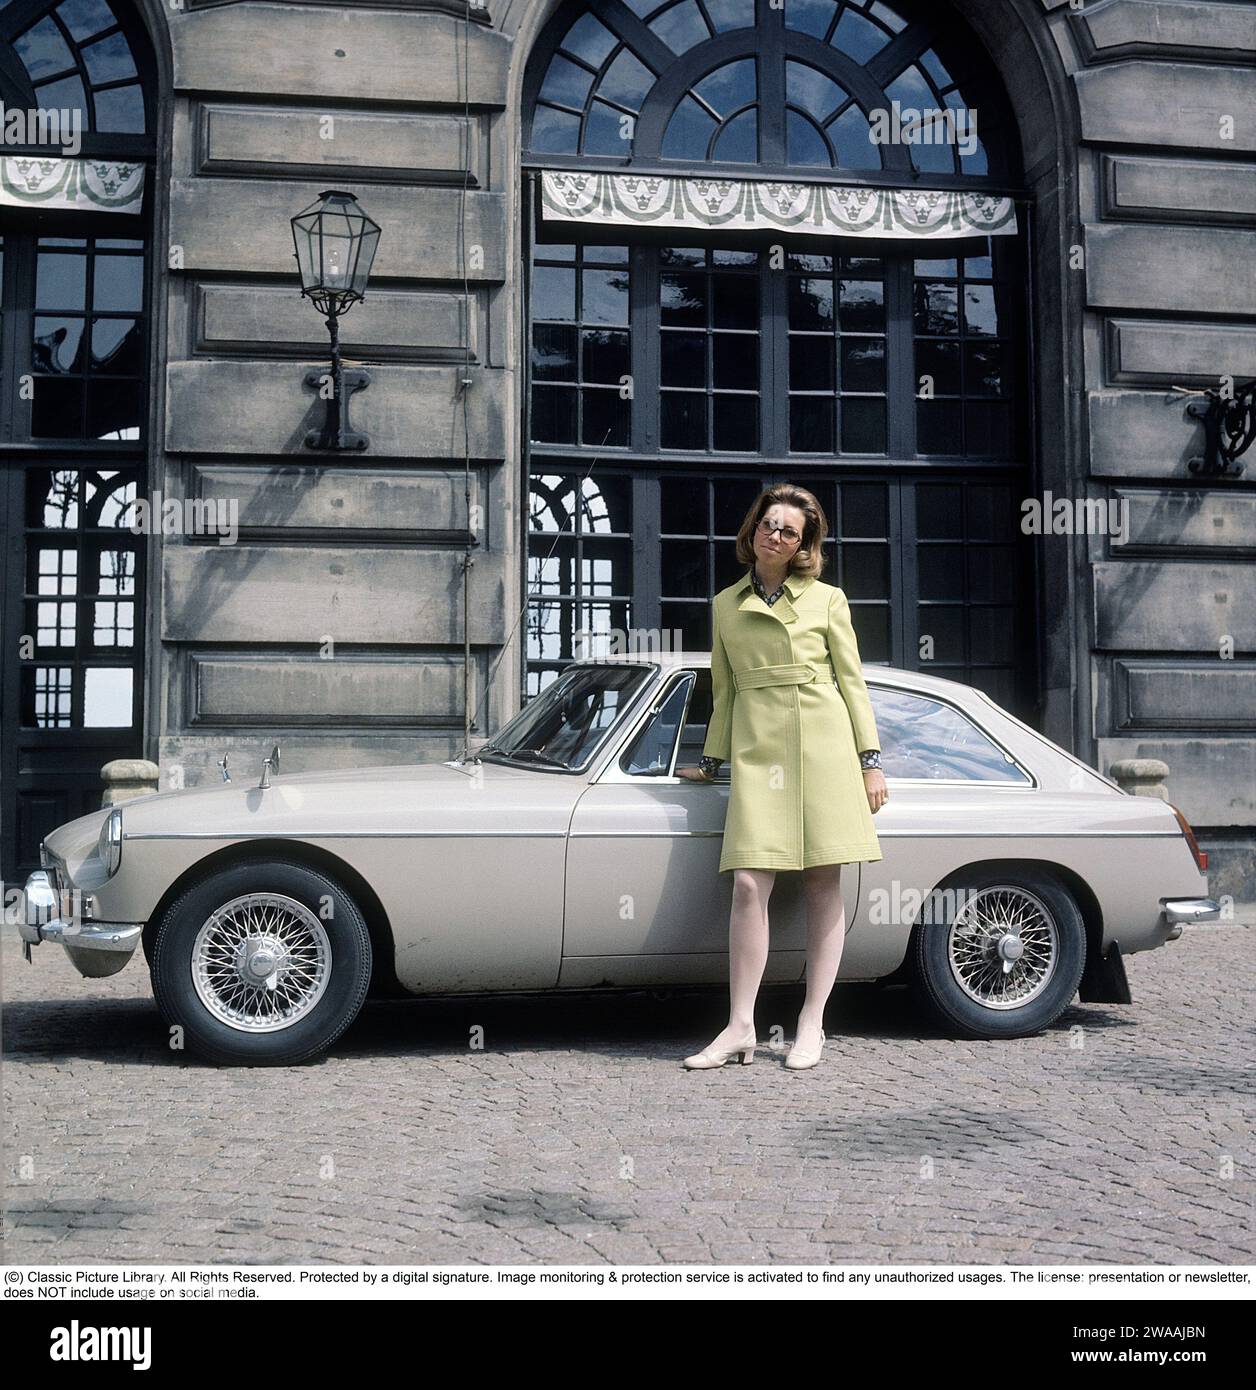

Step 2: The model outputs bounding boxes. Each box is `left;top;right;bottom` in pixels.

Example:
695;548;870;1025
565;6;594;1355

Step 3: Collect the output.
734;568;816;624
734;568;816;598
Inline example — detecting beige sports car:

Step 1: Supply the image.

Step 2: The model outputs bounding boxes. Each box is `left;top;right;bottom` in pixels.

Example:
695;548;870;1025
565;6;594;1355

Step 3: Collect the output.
13;654;1218;1066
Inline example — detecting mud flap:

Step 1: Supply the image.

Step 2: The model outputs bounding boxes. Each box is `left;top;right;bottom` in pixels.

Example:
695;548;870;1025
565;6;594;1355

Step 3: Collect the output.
1078;938;1132;1004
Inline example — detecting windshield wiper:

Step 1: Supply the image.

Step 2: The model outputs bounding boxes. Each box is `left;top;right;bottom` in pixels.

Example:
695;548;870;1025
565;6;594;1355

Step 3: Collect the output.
489;747;572;769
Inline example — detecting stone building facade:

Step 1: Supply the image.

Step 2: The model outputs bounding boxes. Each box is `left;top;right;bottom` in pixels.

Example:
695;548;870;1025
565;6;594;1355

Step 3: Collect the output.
1;0;1253;901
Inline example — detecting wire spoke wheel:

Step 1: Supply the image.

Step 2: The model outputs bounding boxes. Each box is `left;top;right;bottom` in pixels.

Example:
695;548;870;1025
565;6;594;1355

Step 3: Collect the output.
946;884;1058;1010
192;893;332;1033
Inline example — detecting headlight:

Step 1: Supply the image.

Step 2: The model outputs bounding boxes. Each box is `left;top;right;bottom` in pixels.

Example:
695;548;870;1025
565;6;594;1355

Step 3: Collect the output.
98;807;123;878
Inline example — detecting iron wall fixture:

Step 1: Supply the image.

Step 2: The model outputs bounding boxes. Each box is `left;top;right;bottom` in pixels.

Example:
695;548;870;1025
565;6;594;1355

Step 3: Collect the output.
290;189;382;451
1182;379;1256;478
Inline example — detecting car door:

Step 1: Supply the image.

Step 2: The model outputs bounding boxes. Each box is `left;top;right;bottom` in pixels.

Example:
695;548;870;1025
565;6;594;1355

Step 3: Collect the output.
560;665;810;986
843;683;1037;976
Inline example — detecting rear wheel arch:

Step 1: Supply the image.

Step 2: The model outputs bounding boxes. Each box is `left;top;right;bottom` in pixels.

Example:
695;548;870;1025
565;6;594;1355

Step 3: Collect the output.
141;839;402;996
904;857;1092;1038
919;856;1102;965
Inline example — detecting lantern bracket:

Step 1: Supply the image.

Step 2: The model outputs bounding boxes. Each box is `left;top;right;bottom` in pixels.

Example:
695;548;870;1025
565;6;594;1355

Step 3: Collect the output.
1180;379;1255;479
303;328;372;452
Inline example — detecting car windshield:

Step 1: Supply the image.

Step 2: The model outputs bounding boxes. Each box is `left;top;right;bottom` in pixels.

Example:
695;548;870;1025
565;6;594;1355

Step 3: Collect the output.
475;664;653;771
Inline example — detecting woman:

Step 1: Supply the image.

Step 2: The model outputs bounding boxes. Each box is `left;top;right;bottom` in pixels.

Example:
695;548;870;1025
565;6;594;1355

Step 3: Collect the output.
677;484;889;1071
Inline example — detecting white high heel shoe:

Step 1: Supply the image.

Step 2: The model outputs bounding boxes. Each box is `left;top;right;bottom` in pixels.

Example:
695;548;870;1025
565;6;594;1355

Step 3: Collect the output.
682;1026;757;1069
785;1025;825;1070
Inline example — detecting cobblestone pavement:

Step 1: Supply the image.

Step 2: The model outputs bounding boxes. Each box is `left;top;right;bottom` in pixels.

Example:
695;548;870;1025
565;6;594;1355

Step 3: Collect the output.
3;923;1253;1266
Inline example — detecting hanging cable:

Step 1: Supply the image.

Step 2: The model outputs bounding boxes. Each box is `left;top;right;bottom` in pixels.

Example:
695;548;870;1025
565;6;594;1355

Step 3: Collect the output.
458;0;474;754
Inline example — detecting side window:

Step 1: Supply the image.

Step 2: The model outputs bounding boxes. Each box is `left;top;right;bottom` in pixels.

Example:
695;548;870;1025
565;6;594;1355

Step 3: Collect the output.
870;687;1029;783
620;673;694;776
676;668;728;778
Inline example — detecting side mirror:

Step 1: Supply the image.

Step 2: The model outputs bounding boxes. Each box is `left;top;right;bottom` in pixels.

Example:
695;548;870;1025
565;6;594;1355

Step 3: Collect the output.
258;743;281;789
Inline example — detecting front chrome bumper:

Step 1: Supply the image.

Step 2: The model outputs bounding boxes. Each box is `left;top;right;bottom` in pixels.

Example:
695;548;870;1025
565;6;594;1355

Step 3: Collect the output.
18;869;142;953
1160;897;1221;939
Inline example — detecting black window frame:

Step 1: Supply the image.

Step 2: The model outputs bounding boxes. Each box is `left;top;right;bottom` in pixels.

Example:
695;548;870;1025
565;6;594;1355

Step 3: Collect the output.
528;226;1027;467
520;0;1038;722
0;0;157;881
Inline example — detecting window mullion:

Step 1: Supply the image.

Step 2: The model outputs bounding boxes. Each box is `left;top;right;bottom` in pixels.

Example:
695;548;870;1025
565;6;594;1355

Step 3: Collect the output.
886;256;916;459
893;479;913;670
762;251;787;459
0;234;13;443
631;244;659;455
758;0;786;164
7;236;37;442
632;473;660;634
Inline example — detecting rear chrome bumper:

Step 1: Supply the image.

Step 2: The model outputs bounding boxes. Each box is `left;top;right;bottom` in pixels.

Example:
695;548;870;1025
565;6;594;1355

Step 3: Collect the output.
1160;897;1221;939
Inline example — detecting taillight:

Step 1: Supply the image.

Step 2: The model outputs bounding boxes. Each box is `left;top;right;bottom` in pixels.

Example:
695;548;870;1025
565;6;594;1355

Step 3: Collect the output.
1168;803;1207;873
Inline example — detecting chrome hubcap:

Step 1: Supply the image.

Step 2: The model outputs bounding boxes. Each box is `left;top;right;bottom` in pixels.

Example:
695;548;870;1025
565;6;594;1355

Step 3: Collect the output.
192;894;331;1033
947;885;1057;1010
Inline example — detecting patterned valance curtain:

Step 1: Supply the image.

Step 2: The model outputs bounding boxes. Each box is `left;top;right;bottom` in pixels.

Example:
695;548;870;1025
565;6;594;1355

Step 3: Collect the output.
541;170;1017;241
0;157;145;215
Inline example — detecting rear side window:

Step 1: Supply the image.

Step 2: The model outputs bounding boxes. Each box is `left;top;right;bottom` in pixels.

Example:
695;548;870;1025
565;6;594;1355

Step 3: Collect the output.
870;687;1030;783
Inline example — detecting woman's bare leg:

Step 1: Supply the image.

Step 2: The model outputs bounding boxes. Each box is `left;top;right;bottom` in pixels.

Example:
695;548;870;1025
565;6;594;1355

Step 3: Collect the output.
704;867;775;1048
797;863;845;1042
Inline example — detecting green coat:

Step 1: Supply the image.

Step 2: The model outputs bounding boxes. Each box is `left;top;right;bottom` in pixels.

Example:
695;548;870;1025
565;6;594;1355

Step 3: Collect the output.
702;570;883;874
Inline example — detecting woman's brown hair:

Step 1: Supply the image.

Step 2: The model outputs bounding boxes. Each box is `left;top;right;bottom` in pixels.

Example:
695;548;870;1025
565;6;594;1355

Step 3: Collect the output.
734;483;828;579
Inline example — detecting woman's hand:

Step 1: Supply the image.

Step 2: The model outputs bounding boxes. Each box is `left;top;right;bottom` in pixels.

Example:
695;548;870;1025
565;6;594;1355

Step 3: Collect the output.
677;766;713;783
863;767;889;813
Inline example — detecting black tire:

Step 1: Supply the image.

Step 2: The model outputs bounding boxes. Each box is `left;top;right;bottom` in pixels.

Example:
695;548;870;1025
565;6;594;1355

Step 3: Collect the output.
908;866;1086;1039
150;860;372;1066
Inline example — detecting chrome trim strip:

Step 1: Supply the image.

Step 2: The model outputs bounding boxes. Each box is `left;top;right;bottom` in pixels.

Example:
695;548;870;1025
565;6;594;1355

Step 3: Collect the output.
878;779;1036;789
567;829;1183;839
123;830;569;840
571;829;726;837
596;776;1039;790
123;826;1180;842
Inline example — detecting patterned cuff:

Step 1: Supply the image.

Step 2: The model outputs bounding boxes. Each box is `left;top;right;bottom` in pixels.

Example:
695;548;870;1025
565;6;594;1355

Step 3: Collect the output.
858;749;883;771
697;755;723;779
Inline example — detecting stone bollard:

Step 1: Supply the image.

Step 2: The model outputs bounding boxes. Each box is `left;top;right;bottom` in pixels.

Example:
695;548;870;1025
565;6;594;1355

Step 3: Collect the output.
1107;757;1170;801
101;759;161;808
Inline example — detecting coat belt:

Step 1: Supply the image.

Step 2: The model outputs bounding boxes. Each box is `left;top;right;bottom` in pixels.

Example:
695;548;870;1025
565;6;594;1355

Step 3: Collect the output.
732;661;835;692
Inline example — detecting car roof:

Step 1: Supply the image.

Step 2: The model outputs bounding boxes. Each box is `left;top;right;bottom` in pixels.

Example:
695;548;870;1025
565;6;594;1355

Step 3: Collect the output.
574;652;991;703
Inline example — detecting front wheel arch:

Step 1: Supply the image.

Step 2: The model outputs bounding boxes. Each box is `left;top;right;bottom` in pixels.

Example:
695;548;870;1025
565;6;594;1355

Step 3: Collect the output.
150;858;372;1064
141;839;402;996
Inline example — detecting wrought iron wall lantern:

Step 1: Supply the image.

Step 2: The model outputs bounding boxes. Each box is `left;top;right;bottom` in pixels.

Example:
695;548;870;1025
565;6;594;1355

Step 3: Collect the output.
1177;378;1256;479
290;189;381;451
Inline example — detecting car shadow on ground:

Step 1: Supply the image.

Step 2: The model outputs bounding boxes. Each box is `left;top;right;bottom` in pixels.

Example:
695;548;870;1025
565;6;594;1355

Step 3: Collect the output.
1;979;1139;1067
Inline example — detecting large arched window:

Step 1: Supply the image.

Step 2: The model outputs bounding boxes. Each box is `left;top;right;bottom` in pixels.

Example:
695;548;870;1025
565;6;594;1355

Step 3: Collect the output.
1;0;152;154
521;0;1035;722
0;0;157;880
528;0;1014;181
